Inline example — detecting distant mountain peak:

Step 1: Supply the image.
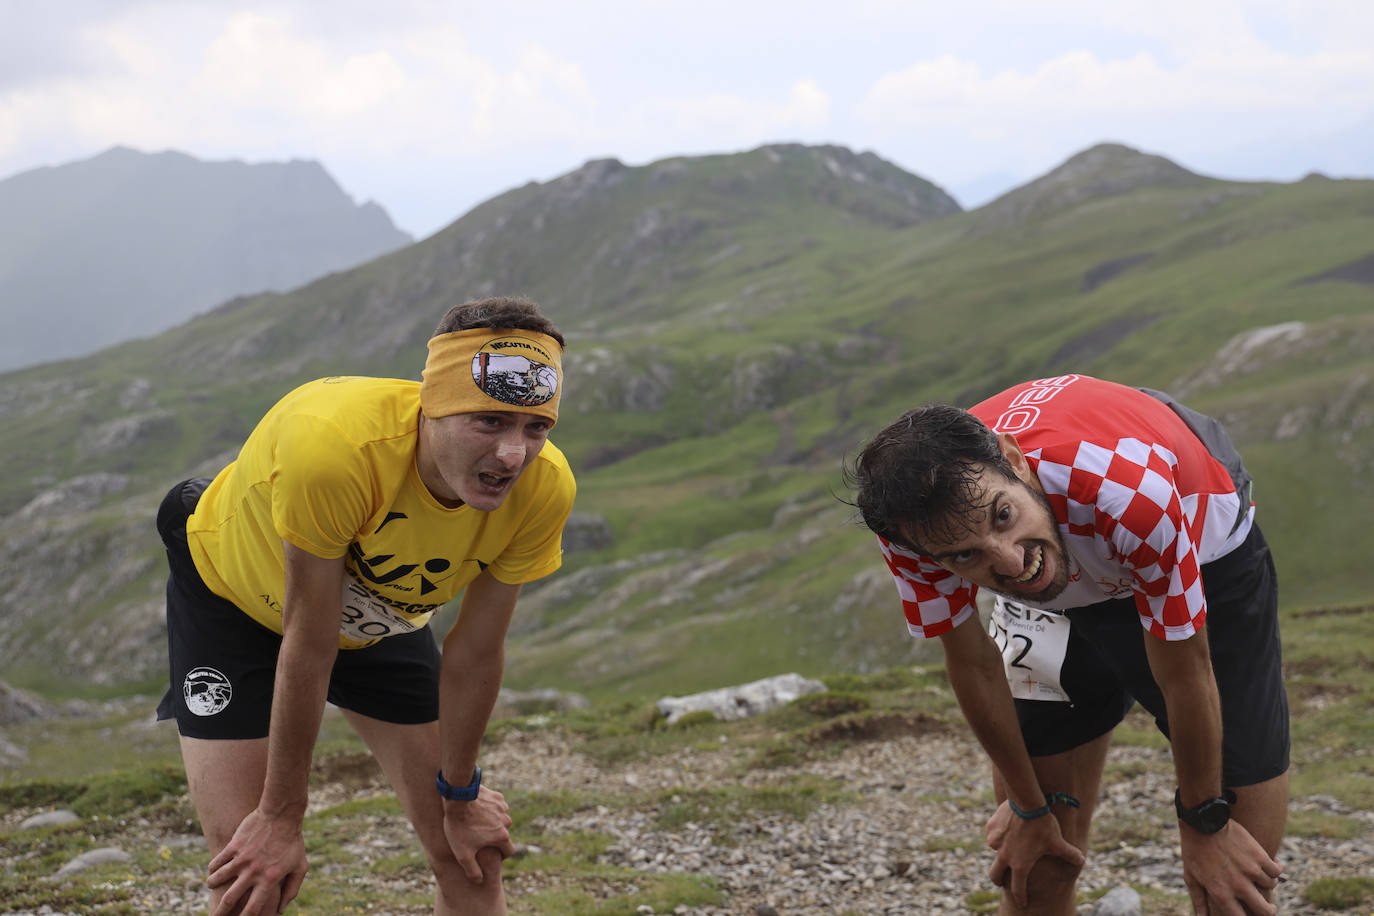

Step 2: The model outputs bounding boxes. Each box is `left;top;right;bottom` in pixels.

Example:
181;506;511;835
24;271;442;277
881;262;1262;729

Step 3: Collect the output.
976;142;1211;228
0;147;413;371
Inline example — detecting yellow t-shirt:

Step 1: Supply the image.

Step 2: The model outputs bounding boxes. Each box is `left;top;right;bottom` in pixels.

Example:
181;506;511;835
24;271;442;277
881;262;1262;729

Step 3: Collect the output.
185;376;576;649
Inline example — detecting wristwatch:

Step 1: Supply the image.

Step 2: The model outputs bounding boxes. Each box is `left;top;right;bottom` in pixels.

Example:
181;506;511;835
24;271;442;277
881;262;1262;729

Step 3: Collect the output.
436;766;482;801
1174;788;1237;834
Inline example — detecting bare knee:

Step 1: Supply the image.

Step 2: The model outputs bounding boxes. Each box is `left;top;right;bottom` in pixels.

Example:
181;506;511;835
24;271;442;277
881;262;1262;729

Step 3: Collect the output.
1000;854;1083;916
432;846;505;913
1232;771;1289;857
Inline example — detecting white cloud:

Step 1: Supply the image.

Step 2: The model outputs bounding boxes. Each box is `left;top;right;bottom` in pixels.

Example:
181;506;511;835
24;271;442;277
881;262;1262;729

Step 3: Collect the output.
626;79;831;151
857;40;1374;168
1;0;1370;235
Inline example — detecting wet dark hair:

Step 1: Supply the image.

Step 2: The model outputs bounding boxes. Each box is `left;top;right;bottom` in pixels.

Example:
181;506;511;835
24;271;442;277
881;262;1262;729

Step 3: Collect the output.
845;404;1017;553
433;296;565;348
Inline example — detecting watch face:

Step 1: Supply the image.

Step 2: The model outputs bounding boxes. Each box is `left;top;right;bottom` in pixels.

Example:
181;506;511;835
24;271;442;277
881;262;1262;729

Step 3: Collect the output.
1186;798;1232;834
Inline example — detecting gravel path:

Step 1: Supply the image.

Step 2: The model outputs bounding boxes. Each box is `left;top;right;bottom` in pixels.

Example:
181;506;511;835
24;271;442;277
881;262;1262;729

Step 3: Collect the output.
6;719;1370;915
479;728;1374;915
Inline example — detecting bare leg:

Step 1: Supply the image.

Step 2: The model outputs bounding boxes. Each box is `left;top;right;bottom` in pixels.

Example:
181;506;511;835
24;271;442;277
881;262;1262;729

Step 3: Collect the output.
179;735;270;915
343;710;506;916
1231;771;1288;857
994;731;1113;916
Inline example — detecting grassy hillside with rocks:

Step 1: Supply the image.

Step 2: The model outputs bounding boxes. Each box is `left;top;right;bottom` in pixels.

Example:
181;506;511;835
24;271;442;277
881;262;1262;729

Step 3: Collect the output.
3;609;1373;915
0;141;1369;708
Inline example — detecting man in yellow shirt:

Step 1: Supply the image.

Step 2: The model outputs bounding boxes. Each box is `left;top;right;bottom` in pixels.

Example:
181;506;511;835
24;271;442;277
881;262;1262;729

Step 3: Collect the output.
155;297;576;915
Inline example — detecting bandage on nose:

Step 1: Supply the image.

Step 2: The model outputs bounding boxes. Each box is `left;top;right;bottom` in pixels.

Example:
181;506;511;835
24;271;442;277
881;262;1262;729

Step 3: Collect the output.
496;442;526;462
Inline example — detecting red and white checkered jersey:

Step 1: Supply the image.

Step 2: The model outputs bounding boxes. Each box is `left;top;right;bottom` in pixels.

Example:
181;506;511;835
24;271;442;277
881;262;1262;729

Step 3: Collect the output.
879;375;1253;641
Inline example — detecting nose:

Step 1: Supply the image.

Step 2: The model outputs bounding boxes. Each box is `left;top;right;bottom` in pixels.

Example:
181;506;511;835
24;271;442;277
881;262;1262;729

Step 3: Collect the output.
493;436;526;469
989;541;1025;578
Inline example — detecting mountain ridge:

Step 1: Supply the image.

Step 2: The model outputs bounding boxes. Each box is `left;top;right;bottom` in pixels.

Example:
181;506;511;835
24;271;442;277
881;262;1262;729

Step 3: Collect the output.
0;140;1370;700
0;146;413;371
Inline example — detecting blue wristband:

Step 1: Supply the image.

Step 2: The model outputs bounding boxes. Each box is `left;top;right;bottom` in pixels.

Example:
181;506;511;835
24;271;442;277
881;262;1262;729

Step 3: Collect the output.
436;766;482;801
1008;792;1080;820
1008;798;1051;820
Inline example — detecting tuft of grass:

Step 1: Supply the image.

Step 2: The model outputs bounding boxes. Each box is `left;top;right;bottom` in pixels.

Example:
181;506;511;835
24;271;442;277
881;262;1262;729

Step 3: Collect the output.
0;765;187;819
966;888;1002;913
1302;875;1374;910
509;871;720;915
924;835;983;853
670;709;719;729
1092;812;1171;853
653;778;852;844
1286;809;1367;840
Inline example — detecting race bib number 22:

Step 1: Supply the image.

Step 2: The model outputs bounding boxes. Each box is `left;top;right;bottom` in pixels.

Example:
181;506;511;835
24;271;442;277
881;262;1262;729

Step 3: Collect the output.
989;598;1071;702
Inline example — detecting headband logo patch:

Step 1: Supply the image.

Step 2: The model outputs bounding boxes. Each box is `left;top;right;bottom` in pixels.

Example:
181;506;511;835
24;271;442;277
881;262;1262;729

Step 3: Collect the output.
471;336;559;407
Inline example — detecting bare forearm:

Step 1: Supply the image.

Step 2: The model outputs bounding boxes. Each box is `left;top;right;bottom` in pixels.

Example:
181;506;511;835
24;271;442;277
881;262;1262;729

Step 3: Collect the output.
260;633;337;816
437;572;521;782
438;648;504;781
1143;629;1224;805
942;624;1044;809
1164;676;1224;804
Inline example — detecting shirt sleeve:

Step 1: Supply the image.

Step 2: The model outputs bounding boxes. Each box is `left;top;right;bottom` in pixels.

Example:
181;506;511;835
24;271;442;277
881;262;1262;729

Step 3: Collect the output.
486;458;577;585
1088;438;1207;639
878;536;979;639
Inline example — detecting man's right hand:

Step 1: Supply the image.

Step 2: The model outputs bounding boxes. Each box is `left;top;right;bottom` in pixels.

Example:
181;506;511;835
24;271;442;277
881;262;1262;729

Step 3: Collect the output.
985;800;1086;908
442;785;517;883
206;808;309;916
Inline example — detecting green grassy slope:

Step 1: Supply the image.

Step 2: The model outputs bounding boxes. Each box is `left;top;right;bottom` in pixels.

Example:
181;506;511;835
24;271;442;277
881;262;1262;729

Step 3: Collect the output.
0;142;1369;701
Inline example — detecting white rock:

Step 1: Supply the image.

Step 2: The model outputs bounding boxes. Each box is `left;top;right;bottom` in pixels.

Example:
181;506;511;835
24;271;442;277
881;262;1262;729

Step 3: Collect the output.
656;672;827;724
1084;885;1142;916
52;847;132;878
21;809;80;830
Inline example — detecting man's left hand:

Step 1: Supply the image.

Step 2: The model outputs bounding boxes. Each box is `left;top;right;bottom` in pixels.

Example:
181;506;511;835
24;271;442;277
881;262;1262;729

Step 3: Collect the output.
442;785;517;884
1180;819;1283;916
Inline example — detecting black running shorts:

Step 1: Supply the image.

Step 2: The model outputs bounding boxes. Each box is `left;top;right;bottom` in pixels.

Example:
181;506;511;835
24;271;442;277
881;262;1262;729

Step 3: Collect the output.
1013;523;1290;788
155;479;442;740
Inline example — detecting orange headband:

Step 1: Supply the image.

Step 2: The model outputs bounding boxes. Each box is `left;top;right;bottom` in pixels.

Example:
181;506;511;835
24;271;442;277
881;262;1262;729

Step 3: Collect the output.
420;328;562;423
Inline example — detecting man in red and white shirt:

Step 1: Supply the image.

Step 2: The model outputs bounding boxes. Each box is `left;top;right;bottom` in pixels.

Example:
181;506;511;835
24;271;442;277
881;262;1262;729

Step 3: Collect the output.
851;375;1289;916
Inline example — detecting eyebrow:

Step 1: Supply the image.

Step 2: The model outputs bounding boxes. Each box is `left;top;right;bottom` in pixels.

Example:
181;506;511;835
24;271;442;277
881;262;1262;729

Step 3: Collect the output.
924;491;1007;560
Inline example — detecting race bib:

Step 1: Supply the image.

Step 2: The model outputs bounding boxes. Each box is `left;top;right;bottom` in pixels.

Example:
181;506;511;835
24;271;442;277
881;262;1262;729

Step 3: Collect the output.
988;598;1071;702
340;575;426;643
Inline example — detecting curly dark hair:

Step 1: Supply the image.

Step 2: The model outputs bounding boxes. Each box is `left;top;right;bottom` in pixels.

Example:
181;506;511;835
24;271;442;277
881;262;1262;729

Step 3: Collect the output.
846;404;1017;553
433;296;565;348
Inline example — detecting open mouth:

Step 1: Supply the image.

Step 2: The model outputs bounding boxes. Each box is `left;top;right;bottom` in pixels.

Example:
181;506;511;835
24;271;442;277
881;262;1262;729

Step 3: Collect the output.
1011;545;1044;585
477;471;512;489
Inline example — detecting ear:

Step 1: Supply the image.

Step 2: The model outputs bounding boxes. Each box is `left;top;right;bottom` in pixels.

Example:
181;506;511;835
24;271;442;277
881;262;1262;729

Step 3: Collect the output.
996;432;1035;485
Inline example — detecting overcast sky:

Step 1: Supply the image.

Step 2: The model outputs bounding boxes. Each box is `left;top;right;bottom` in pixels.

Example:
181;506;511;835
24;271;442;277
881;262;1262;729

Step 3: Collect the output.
3;0;1372;238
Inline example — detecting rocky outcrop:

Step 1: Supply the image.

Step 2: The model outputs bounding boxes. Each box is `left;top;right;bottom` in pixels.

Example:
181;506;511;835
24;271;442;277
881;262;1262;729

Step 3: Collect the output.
656;673;827;724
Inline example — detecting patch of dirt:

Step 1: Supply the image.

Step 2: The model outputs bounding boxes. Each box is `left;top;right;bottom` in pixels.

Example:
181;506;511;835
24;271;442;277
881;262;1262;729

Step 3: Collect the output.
804;711;947;744
1050;313;1159;365
1296;252;1374;285
1082;252;1153;292
310;749;385;789
1292;603;1374;618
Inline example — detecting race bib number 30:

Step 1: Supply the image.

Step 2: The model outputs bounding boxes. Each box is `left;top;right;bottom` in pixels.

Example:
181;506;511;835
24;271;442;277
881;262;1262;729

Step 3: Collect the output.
989;598;1071;702
340;576;426;643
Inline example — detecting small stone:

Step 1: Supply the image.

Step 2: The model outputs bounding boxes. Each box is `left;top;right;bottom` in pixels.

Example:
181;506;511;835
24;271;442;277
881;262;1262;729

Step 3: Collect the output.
21;809;80;829
755;905;780;916
1085;885;1142;916
53;846;133;878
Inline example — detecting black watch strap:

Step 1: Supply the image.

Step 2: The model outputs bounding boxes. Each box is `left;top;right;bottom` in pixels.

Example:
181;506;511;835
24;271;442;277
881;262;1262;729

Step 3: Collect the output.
1174;788;1237;834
